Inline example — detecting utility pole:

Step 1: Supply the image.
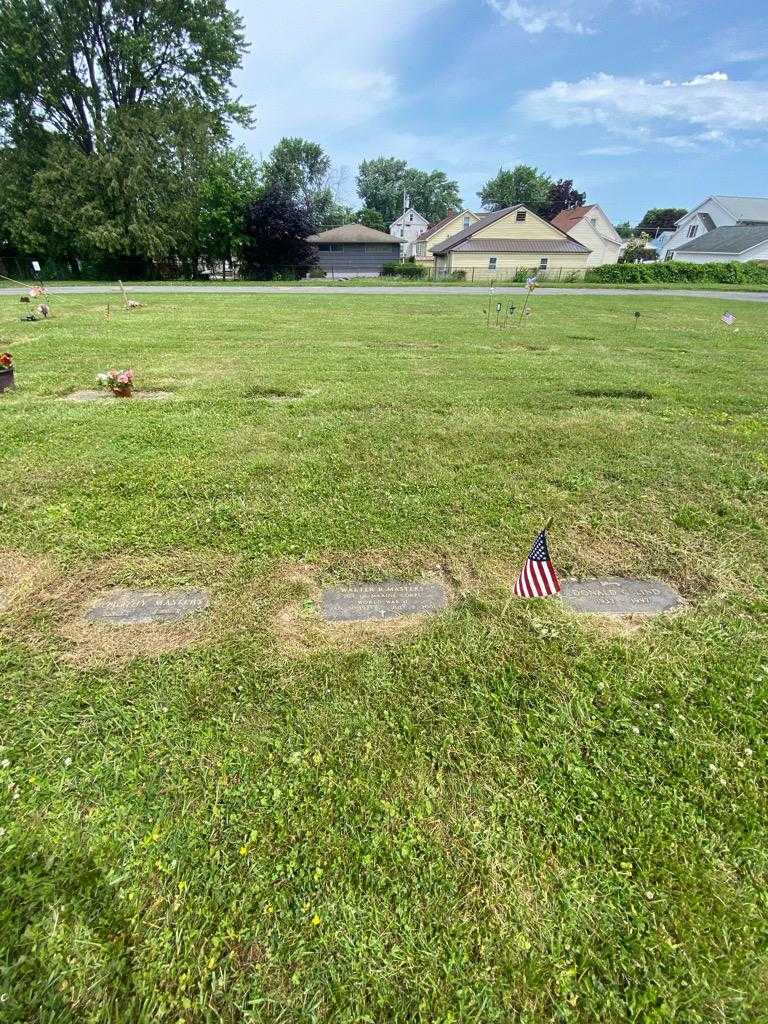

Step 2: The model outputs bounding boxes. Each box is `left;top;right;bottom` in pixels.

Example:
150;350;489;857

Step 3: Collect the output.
400;187;409;263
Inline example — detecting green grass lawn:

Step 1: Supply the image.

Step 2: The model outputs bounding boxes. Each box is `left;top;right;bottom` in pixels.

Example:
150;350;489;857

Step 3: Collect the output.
2;275;768;291
1;292;767;1022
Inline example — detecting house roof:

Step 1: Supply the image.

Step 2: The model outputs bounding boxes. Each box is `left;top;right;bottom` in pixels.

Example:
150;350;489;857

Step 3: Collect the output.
307;224;400;244
416;209;479;242
447;239;590;254
550;205;597;233
431;205;589;255
698;212;716;231
674;224;768;254
711;196;768;223
390;207;428;227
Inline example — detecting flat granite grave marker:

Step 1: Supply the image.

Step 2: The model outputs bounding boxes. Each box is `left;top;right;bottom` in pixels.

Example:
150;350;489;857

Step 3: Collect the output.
320;581;449;623
85;588;209;625
560;577;684;616
64;390;174;402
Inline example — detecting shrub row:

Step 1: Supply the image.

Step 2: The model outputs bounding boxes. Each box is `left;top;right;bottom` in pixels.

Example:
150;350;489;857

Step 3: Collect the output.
381;261;426;278
586;260;768;285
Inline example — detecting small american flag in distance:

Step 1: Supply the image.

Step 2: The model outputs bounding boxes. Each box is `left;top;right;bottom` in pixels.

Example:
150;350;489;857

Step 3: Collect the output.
514;529;560;598
721;312;736;326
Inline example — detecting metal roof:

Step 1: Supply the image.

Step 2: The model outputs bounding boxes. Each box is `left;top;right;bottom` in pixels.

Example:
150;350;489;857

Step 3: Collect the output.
448;238;590;254
674;224;768;254
307;224;398;244
712;196;768;223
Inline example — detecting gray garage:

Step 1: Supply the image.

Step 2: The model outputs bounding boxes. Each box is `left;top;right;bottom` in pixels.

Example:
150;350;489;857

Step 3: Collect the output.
307;224;401;277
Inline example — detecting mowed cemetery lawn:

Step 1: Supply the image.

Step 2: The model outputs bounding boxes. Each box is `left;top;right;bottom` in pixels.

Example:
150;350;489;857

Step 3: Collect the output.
1;292;767;1023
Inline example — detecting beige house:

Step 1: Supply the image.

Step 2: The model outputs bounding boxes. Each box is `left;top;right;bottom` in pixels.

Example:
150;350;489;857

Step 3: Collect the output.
551;205;621;266
431;204;591;279
414;209;481;263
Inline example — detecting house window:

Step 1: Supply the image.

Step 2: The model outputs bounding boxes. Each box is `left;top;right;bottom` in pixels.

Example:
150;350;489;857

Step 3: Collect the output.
539;258;548;270
408;213;413;223
665;251;674;261
516;211;526;222
463;215;470;228
590;217;597;226
416;243;426;257
488;257;497;271
318;244;343;252
687;225;698;238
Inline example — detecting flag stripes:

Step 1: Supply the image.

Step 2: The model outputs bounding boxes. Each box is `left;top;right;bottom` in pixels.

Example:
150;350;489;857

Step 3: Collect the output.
513;529;560;598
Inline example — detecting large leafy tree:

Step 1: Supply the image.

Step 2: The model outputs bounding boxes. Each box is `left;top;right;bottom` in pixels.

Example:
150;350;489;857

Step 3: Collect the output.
478;165;553;214
240;187;317;280
542;178;587;221
356;158;461;224
355;207;387;232
635;208;687;235
197;146;261;268
0;0;252;152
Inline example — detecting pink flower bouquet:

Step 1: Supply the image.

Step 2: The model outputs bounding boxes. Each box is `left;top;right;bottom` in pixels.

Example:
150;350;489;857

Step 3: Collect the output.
97;368;135;398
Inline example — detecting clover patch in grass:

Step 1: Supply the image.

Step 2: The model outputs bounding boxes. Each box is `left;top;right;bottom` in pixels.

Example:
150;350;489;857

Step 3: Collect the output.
572;387;652;400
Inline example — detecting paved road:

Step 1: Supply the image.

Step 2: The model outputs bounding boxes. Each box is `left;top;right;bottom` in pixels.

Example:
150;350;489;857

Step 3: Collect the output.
2;284;767;302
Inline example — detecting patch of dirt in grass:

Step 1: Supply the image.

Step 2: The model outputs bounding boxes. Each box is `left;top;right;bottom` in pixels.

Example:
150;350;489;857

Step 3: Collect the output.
2;551;242;668
0;550;57;622
268;548;475;657
244;385;312;402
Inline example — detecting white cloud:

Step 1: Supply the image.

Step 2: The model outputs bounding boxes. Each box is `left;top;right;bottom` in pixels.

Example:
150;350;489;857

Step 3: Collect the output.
234;0;445;146
486;0;593;34
519;71;768;150
580;145;638;156
486;0;674;35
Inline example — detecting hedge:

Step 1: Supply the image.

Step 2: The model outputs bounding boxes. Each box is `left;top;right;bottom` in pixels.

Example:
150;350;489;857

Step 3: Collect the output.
586;260;768;285
381;261;426;278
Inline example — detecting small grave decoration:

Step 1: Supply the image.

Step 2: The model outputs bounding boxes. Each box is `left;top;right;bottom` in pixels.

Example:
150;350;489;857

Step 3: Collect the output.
36;303;50;319
0;352;14;392
97;368;135;398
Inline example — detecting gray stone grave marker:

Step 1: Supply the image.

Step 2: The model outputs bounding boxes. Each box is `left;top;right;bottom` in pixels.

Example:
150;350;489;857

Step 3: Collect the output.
63;390;173;402
85;588;209;625
560;577;684;616
320;581;449;623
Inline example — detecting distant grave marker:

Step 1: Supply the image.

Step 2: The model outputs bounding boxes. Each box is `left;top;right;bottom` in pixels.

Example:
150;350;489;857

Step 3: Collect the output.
63;390;173;402
320;581;449;623
85;588;209;625
560;577;684;616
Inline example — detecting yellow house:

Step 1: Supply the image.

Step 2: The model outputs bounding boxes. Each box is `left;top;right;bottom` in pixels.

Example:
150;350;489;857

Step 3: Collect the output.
431;204;591;279
413;209;481;263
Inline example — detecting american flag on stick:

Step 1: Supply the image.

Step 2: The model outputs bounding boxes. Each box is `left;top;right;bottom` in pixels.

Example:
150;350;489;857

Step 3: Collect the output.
721;312;736;326
513;524;560;598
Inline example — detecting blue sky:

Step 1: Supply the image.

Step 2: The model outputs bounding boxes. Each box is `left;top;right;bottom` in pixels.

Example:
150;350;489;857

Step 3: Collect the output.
232;0;768;224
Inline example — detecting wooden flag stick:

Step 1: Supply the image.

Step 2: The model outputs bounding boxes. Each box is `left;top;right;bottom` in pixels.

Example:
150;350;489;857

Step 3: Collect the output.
544;516;554;531
118;280;129;309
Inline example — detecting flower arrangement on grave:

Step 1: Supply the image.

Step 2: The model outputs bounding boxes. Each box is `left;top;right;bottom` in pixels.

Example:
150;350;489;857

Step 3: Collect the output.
97;368;135;398
0;352;14;392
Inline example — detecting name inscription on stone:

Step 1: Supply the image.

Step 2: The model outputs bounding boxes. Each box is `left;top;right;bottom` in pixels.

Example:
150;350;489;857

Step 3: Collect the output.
85;588;210;625
320;581;449;623
560;577;684;616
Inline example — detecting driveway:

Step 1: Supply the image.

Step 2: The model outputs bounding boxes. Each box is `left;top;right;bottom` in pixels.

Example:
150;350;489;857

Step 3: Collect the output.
2;284;767;302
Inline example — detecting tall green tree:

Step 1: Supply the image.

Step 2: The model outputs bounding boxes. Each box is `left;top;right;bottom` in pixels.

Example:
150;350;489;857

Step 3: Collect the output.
356;158;462;224
478;165;553;213
262;138;330;211
635;208;687;235
0;0;252;152
197;146;261;269
355;207;387;232
241;186;317;280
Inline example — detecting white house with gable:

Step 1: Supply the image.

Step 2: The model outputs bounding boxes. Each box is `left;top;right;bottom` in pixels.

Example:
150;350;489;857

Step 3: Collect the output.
389;207;430;258
550;205;622;266
661;196;768;262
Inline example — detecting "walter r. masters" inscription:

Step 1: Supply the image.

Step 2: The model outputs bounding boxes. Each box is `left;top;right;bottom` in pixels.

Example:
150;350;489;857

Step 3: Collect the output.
85;588;210;625
560;577;684;616
320;581;449;623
